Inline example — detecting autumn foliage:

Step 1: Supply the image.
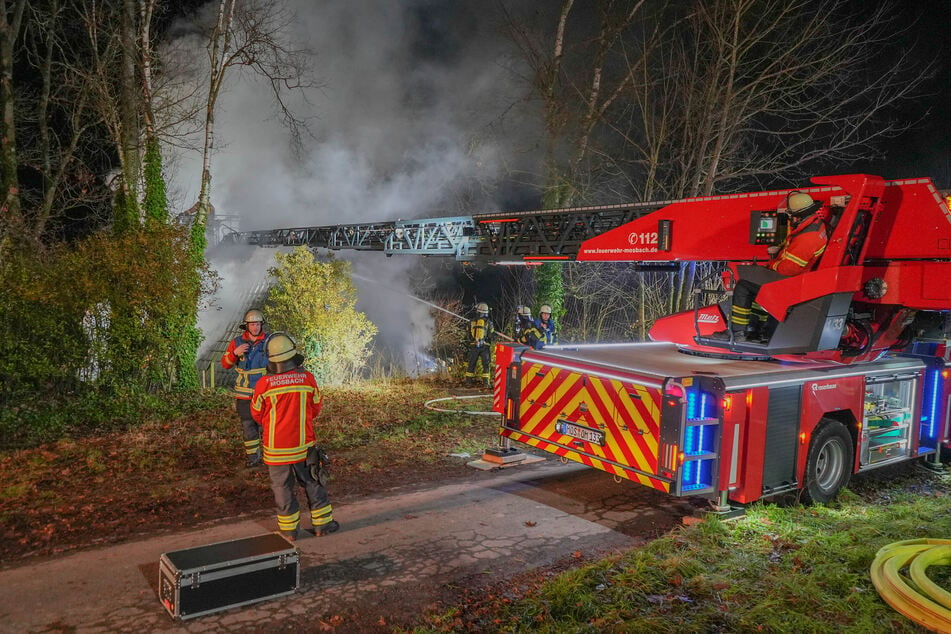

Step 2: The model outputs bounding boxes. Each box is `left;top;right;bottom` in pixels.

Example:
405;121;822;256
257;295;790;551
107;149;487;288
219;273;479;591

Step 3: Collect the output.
0;224;212;415
0;379;494;563
265;248;377;385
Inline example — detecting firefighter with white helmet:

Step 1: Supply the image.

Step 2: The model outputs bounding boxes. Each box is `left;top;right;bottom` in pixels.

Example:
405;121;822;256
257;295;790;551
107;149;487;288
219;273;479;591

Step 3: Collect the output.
717;191;830;343
221;308;269;466
516;305;545;350
465;302;495;387
513;305;526;340
535;303;558;345
250;332;339;540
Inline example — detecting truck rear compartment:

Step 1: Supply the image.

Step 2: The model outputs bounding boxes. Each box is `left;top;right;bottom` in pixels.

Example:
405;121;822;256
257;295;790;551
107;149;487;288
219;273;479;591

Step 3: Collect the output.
497;342;945;505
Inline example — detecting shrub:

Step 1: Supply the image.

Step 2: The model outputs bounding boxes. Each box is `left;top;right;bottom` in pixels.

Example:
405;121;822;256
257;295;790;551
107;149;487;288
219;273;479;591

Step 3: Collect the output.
265;248;377;385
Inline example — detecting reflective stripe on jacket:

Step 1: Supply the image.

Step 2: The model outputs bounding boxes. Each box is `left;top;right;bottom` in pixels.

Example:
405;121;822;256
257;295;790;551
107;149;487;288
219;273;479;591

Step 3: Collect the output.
769;216;828;277
516;317;544;349
534;317;557;345
249;369;322;465
222;333;269;399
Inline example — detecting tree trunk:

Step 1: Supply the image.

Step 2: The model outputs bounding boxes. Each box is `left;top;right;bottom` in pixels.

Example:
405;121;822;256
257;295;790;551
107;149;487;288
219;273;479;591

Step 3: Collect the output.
0;0;27;243
196;0;235;224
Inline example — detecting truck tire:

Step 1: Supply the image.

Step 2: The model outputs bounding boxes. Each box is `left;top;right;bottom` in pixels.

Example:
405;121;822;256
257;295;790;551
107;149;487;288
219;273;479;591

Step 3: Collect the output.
802;420;853;504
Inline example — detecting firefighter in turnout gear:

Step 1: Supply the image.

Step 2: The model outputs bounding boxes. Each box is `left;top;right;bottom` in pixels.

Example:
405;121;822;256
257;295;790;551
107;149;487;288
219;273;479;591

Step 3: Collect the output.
534;304;558;345
465;302;495;387
221;309;269;466
720;192;830;342
513;305;526;340
516;306;545;350
250;333;339;541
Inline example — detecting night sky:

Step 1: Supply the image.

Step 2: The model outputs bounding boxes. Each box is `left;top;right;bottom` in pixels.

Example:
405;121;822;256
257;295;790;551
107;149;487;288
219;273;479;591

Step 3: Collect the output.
851;0;951;187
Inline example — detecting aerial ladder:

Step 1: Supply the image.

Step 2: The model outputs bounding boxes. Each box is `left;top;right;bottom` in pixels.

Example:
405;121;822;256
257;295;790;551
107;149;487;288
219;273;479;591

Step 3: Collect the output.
220;201;681;264
223;173;951;364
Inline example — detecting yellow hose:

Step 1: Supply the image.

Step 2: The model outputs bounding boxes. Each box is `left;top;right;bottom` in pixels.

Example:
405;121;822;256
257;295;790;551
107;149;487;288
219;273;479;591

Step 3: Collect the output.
870;538;951;632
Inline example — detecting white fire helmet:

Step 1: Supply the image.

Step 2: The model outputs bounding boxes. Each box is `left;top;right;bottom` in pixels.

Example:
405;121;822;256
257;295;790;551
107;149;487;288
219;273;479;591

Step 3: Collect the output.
242;309;265;328
786;191;821;217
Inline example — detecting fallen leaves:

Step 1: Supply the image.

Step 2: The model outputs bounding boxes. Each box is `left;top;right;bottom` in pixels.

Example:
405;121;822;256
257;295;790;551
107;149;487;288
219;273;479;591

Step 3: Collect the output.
0;380;496;564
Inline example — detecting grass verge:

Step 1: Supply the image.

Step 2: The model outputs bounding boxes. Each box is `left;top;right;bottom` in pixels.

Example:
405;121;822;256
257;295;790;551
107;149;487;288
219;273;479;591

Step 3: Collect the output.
417;464;951;633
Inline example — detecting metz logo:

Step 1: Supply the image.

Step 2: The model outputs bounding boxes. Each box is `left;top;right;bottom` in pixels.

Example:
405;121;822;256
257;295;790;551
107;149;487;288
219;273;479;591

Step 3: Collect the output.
697;313;720;324
811;383;837;394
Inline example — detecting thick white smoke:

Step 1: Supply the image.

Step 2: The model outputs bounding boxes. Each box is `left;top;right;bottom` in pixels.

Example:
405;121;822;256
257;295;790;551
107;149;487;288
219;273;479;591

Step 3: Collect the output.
163;0;543;371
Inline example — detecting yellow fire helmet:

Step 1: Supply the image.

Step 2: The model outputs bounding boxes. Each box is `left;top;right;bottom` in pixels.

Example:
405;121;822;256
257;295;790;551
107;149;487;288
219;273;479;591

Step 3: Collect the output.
266;333;298;362
540;304;552;315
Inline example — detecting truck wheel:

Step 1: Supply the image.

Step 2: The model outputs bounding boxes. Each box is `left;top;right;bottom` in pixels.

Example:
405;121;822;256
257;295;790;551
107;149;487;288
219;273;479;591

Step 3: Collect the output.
802;420;853;504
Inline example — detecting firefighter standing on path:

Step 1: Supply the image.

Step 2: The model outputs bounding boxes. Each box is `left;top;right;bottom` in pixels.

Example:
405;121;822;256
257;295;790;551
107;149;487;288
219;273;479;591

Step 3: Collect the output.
719;191;831;342
465;302;494;387
221;309;269;467
250;333;339;541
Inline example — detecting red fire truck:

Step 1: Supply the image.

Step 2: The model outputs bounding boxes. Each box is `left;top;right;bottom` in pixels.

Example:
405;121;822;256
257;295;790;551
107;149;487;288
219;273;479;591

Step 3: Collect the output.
225;172;950;508
492;174;951;508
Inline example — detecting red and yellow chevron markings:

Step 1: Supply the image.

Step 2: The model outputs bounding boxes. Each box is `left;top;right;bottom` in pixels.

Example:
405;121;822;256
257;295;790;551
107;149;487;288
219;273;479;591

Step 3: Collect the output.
511;362;670;492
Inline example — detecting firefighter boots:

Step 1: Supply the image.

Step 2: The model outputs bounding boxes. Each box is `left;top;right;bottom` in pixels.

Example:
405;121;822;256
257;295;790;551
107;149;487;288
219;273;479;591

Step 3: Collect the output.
317;520;340;536
281;529;298;542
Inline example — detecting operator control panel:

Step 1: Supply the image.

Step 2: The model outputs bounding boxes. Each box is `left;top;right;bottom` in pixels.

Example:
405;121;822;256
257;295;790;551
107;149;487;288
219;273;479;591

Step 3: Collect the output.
749;210;789;245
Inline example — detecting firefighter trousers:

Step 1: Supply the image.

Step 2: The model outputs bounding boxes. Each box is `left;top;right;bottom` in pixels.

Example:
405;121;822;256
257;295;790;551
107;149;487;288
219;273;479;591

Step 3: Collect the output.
465;346;491;383
267;461;334;533
235;398;262;460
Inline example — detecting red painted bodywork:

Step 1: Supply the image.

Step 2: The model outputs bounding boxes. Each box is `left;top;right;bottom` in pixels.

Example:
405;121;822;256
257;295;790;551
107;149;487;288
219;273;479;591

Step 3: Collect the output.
796;376;865;481
613;175;951;363
495;174;950;506
730;387;770;504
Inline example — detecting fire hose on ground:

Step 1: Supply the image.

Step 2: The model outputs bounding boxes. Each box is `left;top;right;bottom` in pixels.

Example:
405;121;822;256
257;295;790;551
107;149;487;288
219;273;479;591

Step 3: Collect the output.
870;538;951;632
423;395;499;416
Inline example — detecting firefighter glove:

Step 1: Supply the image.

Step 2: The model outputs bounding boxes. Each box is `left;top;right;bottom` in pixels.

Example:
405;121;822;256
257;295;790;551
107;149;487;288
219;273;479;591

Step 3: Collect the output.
306;445;329;486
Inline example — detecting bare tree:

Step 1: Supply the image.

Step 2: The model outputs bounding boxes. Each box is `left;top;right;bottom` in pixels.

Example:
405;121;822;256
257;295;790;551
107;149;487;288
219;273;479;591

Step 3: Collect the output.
501;0;658;332
622;0;932;199
193;0;312;225
0;0;27;246
0;1;123;244
503;0;655;206
504;0;931;338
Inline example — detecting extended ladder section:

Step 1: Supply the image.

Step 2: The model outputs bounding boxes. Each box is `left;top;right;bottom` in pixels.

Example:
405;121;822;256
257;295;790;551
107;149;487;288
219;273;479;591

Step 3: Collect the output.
219;200;678;263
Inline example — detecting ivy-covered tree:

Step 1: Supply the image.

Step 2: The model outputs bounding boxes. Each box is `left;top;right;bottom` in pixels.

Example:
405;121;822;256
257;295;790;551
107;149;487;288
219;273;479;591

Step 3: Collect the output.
265;248;377;385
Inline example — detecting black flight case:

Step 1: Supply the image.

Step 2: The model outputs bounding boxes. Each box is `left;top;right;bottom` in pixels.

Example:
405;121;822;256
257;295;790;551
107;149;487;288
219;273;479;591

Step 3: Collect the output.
159;532;300;620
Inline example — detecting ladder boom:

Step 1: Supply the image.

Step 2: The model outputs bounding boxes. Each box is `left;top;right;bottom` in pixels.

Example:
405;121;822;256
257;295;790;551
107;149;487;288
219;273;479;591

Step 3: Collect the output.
220;202;669;262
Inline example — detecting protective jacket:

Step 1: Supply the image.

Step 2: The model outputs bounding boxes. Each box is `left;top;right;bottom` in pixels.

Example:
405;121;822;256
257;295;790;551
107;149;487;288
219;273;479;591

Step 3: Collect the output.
250;368;322;465
516;316;544;349
534;316;557;345
222;331;269;399
769;215;828;277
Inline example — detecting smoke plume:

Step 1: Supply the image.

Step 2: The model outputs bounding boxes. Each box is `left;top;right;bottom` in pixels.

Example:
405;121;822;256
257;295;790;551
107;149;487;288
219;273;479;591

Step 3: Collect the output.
163;0;542;370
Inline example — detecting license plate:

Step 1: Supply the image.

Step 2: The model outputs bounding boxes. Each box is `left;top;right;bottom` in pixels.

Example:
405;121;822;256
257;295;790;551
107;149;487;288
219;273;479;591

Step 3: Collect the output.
556;421;605;446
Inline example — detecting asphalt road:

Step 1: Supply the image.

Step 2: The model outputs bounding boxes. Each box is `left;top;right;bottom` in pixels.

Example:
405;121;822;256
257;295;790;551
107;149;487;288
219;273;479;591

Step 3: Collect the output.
0;455;707;632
